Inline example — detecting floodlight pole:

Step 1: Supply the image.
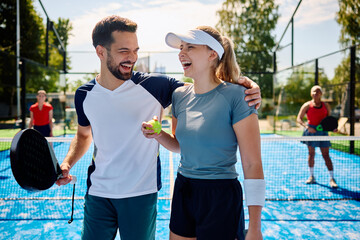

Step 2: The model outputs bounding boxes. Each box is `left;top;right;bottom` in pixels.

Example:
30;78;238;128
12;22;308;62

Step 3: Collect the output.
45;18;50;66
291;18;294;67
20;60;26;129
16;0;21;120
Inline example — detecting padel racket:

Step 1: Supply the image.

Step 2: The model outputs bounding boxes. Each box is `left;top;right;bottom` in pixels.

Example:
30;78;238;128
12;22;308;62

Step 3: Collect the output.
10;128;76;223
316;116;338;131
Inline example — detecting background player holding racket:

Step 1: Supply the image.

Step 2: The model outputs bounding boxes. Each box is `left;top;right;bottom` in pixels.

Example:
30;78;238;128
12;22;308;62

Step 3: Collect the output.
55;16;262;240
297;85;338;188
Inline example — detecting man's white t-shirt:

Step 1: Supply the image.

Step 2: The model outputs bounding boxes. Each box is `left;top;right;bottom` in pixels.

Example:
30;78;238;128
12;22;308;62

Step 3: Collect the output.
75;71;183;199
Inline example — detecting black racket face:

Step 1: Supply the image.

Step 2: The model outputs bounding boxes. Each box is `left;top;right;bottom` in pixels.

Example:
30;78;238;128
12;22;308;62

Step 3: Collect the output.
320;116;338;131
10;129;60;192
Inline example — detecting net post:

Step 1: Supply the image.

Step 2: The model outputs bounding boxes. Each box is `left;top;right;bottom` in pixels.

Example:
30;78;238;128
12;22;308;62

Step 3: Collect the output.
349;45;356;153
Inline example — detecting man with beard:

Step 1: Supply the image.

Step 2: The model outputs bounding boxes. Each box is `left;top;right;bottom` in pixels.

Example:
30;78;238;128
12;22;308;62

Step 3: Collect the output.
56;15;262;240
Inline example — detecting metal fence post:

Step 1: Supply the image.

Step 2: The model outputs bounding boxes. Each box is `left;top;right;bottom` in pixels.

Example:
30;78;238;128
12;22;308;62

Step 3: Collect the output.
349;45;356;153
20;59;26;129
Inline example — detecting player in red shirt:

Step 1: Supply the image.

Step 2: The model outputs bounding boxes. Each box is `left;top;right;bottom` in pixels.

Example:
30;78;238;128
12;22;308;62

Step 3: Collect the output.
29;90;54;137
297;85;338;188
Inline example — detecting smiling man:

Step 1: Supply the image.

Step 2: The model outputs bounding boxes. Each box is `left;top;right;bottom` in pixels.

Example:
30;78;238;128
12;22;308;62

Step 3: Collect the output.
56;15;262;240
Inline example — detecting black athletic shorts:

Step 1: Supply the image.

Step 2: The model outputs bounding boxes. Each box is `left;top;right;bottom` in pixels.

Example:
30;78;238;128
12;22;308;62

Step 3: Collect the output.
170;173;245;240
34;124;51;137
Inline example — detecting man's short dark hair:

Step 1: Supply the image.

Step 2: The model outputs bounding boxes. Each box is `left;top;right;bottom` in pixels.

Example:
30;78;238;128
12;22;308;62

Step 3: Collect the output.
92;15;137;49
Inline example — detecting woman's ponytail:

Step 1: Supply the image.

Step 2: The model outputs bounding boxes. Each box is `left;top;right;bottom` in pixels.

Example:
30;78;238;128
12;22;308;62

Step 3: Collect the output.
196;26;241;83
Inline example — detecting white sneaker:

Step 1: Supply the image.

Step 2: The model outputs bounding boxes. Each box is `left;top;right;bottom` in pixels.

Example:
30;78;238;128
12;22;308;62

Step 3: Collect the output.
306;175;316;184
330;178;338;188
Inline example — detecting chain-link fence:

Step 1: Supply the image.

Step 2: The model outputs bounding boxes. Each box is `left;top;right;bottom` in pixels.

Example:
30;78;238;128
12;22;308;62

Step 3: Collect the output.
0;50;65;129
271;45;359;135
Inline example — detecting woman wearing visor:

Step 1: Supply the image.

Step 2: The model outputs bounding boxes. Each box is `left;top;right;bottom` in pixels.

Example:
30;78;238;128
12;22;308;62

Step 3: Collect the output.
142;26;265;240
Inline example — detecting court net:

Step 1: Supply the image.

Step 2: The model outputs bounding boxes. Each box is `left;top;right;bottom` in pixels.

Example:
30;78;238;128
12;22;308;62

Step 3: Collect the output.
0;135;359;221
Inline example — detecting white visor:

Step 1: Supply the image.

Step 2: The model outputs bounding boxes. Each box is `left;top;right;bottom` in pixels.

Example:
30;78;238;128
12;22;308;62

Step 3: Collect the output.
165;29;224;60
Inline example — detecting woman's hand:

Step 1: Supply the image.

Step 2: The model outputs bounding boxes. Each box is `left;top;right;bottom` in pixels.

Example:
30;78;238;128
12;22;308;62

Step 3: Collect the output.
245;227;263;240
308;127;316;133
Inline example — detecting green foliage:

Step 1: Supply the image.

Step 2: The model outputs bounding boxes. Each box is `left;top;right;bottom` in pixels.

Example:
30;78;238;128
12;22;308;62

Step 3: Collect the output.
336;0;360;47
276;64;330;115
52;18;73;50
67;73;98;92
0;0;45;116
332;55;360;107
0;0;45;61
332;0;360;109
0;0;72;118
181;77;193;83
51;18;73;71
216;0;279;98
44;18;73;93
334;0;359;90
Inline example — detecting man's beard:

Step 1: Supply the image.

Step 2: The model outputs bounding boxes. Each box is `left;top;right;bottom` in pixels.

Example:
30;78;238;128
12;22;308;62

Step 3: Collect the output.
106;53;134;80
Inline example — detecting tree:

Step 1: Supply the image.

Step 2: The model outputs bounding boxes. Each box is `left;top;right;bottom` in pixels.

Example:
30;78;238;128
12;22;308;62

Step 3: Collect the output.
67;73;97;92
0;0;45;117
216;0;279;98
333;0;360;116
48;18;73;95
336;0;360;47
50;18;73;72
0;0;73;119
279;65;330;115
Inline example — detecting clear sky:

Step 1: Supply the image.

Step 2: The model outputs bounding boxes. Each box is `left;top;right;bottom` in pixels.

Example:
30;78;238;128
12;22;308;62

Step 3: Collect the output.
33;0;343;81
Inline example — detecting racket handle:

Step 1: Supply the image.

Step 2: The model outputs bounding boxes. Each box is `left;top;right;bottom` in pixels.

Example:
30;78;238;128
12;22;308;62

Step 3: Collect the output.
70;176;77;184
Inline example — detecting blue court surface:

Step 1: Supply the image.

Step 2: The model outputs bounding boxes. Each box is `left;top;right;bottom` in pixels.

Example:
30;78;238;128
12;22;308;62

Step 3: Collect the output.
0;135;359;239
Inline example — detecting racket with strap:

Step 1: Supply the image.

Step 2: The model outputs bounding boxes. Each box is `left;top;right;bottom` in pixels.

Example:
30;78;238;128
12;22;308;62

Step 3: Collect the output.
316;116;338;131
10;128;77;223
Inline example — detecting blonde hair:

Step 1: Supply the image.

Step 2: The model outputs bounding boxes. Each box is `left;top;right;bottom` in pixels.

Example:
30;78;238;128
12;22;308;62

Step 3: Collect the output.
311;85;322;93
196;26;240;83
37;90;46;95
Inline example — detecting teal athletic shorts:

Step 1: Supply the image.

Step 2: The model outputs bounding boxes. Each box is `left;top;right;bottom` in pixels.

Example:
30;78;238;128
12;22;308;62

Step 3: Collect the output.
81;192;157;240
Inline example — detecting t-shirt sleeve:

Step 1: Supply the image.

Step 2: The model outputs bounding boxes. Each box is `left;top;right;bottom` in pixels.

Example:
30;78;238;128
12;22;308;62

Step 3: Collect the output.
75;87;90;126
132;72;184;109
47;103;53;111
229;85;258;125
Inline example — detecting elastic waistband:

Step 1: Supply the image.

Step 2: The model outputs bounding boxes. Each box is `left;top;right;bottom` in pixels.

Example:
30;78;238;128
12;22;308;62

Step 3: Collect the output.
34;124;50;127
177;173;238;188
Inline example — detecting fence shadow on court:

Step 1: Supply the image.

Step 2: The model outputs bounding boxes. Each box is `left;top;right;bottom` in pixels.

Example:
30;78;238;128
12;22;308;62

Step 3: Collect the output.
315;182;360;201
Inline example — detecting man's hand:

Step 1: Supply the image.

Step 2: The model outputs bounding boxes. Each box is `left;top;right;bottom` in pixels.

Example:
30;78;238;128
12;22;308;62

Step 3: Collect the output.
56;162;73;186
237;76;262;110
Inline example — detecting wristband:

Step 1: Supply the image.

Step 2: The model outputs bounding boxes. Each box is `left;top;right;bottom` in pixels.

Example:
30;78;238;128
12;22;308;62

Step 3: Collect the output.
243;179;266;207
